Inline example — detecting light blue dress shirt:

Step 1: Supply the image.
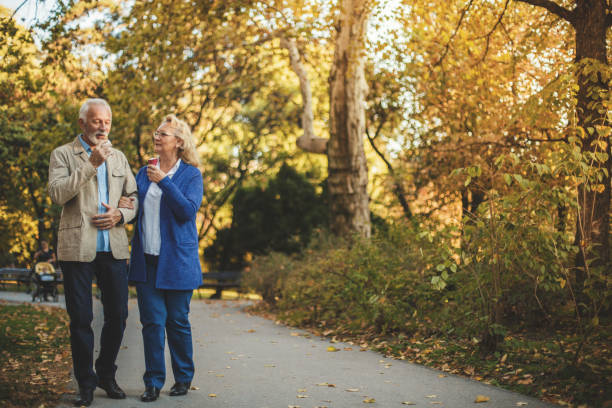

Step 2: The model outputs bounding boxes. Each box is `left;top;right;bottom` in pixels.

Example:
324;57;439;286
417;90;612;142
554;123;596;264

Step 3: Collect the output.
78;135;110;252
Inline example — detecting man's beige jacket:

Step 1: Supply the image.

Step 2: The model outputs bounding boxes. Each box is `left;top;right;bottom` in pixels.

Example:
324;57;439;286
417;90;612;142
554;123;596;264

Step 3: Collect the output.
48;136;138;262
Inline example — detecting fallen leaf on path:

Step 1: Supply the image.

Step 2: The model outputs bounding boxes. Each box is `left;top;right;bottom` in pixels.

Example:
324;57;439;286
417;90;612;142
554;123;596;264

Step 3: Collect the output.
297;395;309;398
516;403;528;406
426;395;438;398
346;388;360;392
288;405;301;408
438;374;447;378
191;386;199;390
402;402;416;405
327;346;339;352
363;398;376;403
264;364;276;367
297;388;307;392
316;383;336;387
247;329;256;333
208;393;216;397
475;395;490;403
431;402;442;405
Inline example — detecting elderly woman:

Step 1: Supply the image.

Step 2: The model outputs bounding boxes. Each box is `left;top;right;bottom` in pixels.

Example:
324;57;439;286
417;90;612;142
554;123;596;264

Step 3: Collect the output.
127;114;203;402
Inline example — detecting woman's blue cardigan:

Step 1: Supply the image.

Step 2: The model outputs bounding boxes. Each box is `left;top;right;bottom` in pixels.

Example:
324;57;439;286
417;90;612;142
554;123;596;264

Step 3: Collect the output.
128;161;203;290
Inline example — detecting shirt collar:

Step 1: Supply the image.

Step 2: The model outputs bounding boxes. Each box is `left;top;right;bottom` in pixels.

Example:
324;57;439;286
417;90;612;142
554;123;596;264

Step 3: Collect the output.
78;134;92;154
167;159;182;177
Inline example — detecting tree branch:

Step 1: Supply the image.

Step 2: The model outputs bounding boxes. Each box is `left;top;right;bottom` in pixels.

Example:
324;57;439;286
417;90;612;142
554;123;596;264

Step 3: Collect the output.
365;127;413;219
11;0;28;19
434;0;474;67
473;0;511;65
515;0;575;26
280;36;328;154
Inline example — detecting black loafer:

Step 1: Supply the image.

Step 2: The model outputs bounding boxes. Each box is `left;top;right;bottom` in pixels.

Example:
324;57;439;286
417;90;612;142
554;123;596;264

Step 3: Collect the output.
140;386;161;402
169;381;191;396
73;388;94;407
98;378;126;399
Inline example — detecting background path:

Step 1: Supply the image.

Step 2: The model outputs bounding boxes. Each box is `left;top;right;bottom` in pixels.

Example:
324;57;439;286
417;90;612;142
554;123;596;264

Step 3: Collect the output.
0;292;557;407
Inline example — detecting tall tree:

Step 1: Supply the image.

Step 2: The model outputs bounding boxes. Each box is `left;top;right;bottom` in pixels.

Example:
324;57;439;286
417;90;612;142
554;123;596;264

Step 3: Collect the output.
279;0;372;237
514;0;611;275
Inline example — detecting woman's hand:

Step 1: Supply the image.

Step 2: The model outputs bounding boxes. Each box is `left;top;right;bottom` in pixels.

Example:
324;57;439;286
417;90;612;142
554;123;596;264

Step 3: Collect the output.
118;196;135;210
147;165;167;183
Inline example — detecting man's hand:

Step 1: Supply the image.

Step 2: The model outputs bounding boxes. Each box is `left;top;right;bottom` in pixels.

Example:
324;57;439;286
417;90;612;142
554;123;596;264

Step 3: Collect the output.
89;141;113;168
118;196;135;210
147;165;167;183
91;202;122;230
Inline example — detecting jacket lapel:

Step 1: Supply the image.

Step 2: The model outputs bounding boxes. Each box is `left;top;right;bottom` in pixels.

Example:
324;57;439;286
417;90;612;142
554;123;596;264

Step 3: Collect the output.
71;136;88;164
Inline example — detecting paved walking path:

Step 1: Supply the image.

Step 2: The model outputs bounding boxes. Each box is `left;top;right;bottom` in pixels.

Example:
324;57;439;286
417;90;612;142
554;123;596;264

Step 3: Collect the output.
1;291;557;407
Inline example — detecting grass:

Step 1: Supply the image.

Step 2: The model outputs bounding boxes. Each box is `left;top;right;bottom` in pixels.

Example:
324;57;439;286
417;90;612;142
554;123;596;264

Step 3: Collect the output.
0;301;72;408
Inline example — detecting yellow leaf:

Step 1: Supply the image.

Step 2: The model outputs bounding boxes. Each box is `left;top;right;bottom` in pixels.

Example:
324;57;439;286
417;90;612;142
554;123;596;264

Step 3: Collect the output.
363;398;376;403
475;395;490;403
297;395;309;398
426;395;438;398
317;382;336;387
208;393;217;397
516;403;528;406
402;402;416;405
327;346;340;352
346;388;360;392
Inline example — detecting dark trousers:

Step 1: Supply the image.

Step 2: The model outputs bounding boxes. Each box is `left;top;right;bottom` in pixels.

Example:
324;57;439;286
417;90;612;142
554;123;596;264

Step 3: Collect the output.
137;255;194;388
60;252;129;389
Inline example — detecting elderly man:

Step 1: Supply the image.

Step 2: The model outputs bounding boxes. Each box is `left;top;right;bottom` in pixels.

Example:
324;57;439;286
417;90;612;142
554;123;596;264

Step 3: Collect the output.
48;98;138;407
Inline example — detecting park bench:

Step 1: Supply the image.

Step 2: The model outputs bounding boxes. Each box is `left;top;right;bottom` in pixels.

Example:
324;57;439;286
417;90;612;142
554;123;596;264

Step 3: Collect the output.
0;267;33;289
200;270;241;299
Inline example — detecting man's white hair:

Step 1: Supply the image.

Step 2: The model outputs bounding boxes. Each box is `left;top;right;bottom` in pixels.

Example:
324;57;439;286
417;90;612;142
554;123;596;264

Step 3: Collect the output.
79;98;112;120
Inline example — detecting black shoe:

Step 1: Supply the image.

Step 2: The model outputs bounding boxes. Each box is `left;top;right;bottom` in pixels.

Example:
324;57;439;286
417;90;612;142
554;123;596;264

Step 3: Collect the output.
73;388;94;407
169;382;191;396
98;378;126;399
140;386;160;402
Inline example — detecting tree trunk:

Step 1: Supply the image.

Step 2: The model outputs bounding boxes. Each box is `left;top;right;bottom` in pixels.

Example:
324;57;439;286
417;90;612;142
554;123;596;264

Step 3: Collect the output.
327;0;371;238
572;0;610;282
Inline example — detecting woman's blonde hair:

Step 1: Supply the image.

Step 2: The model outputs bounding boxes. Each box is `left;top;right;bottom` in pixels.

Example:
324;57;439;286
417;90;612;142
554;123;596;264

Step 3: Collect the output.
161;114;201;167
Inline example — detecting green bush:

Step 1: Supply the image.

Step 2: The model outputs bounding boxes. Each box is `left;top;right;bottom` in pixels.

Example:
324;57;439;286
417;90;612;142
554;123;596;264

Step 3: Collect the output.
204;163;327;270
245;222;452;336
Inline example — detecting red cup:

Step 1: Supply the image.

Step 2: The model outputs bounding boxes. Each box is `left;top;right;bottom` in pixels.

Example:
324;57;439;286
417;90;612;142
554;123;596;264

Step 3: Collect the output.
148;157;158;167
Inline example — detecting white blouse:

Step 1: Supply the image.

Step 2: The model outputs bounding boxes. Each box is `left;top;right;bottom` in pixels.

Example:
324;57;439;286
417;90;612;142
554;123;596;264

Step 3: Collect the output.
142;159;181;255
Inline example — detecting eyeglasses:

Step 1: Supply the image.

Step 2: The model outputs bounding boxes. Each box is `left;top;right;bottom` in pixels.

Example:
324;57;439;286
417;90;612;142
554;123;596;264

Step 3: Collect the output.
154;130;176;138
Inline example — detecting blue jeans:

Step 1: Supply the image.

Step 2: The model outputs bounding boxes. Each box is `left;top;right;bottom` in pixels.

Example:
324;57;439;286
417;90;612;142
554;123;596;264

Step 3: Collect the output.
60;253;129;389
137;255;194;388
